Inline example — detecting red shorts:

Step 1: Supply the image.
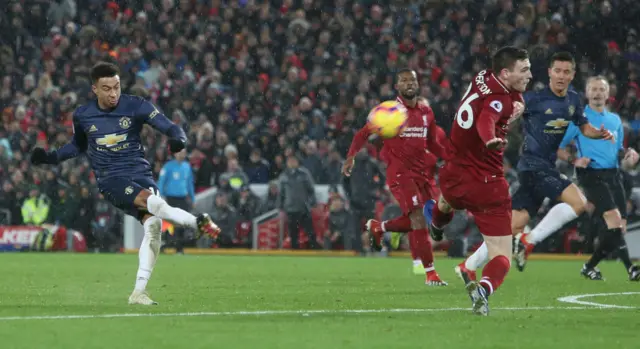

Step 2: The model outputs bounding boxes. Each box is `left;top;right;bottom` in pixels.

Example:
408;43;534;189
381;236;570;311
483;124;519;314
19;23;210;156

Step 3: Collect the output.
439;163;512;237
388;175;435;215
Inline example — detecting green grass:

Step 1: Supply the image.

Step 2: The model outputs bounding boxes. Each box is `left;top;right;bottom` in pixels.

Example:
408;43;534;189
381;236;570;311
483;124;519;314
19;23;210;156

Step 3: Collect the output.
0;254;638;349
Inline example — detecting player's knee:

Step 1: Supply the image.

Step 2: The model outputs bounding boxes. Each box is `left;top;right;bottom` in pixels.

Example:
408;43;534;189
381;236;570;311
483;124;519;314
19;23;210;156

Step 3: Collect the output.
486;235;513;261
409;210;426;230
511;209;529;235
562;184;587;214
142;216;162;239
602;209;623;229
146;194;167;215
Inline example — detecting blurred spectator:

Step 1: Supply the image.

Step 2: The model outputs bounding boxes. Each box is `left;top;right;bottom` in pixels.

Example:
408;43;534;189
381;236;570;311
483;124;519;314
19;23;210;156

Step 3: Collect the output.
21;187;49;225
92;193;121;253
202;192;239;248
345;148;385;247
244;148;270;184
75;186;95;247
237;184;263;221
279;155;317;249
262;181;280;212
49;186;78;228
324;196;353;250
219;158;250;191
0;181;19;224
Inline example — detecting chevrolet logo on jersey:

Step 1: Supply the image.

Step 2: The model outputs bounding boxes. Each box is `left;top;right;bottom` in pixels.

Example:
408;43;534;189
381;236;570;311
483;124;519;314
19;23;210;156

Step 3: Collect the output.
96;133;128;147
545;119;570;129
544;118;570;134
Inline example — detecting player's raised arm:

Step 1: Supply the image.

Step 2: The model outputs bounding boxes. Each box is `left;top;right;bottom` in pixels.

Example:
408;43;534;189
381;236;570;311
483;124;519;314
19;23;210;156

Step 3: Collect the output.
476;97;508;150
31;112;88;165
342;125;372;177
137;100;187;152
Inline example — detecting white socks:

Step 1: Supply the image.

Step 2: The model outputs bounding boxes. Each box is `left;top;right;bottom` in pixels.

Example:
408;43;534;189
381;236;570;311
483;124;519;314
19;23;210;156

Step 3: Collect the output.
526;203;578;245
464;242;488;271
135;217;162;292
413;259;422;267
147;194;197;229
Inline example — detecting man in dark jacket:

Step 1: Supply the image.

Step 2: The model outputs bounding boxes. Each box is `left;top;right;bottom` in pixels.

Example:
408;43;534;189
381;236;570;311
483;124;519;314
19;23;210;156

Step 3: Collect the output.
279;155;318;249
345;148;385;251
324;196;353;250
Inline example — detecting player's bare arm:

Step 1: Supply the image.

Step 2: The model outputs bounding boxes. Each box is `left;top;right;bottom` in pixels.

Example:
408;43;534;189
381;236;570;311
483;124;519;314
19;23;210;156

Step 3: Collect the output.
579;123;615;141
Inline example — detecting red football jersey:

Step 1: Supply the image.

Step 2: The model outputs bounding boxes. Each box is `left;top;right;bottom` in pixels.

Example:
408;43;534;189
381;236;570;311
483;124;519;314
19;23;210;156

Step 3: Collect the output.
448;70;523;180
348;97;449;182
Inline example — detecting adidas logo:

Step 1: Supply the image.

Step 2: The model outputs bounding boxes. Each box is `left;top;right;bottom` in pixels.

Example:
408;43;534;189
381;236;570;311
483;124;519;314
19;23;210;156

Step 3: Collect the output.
545;108;553;115
88;125;98;133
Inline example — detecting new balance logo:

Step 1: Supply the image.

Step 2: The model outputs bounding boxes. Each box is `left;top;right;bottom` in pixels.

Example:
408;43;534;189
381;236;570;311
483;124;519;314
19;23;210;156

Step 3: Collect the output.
88;125;98;133
545;108;553;115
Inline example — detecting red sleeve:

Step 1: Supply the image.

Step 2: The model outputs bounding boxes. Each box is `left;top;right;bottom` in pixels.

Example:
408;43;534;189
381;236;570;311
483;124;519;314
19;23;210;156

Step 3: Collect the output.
426;110;452;160
347;125;372;158
476;96;506;144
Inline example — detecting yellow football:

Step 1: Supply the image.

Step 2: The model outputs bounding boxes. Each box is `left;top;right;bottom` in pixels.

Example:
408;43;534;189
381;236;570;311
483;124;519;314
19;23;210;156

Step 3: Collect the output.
367;101;408;138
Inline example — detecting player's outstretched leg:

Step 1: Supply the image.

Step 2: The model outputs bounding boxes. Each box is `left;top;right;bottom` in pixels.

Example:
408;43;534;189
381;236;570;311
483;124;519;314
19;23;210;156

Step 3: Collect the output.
143;193;221;239
366;215;411;251
515;184;585;271
430;196;454;241
129;216;162;305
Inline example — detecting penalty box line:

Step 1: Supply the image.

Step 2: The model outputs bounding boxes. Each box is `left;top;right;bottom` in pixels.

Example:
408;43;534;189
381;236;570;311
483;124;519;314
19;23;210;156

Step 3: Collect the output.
0;305;635;322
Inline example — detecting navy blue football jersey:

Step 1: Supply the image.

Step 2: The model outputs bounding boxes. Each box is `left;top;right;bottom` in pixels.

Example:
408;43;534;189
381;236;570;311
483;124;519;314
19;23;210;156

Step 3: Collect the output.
56;94;186;180
516;87;588;171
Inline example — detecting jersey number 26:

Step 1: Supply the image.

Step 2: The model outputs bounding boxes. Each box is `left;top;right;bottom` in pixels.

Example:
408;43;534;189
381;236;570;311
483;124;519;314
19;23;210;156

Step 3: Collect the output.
455;83;479;130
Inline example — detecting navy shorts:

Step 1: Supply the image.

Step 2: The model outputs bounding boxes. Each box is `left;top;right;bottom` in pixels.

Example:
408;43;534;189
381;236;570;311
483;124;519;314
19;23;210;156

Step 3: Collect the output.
98;176;159;220
511;169;572;218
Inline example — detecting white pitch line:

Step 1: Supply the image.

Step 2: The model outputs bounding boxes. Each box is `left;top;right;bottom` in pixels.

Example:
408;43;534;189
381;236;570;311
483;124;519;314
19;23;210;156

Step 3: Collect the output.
0;305;632;322
556;291;640;309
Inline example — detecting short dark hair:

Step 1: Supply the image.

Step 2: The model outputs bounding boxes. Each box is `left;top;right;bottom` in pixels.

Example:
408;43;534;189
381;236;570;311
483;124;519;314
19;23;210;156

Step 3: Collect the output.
90;62;120;83
492;46;529;73
549;51;575;69
396;68;416;81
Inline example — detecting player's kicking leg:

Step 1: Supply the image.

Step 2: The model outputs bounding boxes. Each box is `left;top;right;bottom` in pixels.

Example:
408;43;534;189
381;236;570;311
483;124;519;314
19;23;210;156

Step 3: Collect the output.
514;183;586;271
135;189;221;239
128;188;220;305
427;196;478;282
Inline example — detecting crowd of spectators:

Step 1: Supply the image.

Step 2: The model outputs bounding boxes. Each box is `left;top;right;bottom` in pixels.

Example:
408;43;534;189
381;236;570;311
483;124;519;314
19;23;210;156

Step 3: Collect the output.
1;0;639;251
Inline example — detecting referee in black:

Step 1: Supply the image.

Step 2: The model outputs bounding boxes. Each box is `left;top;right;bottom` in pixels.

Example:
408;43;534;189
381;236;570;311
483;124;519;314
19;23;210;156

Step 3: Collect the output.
558;76;640;281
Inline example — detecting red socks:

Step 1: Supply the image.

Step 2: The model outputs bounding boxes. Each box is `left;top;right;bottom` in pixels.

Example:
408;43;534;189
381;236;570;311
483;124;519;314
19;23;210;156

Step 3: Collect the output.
383;215;412;233
411;228;434;270
432;203;454;228
408;231;418;260
479;255;510;296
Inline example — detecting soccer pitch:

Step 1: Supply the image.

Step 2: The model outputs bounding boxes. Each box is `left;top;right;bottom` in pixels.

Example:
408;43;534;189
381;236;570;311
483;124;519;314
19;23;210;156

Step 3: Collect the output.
0;254;637;349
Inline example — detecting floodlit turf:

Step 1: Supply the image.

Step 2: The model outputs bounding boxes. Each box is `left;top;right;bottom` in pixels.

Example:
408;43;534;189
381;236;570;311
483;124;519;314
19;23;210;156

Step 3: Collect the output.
0;254;638;349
